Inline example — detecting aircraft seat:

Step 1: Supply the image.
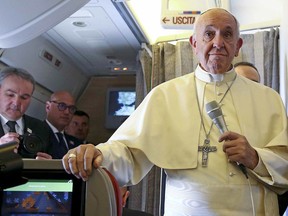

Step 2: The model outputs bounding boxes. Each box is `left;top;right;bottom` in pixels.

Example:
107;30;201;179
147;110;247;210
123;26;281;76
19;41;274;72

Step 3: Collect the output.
86;166;122;216
103;168;123;216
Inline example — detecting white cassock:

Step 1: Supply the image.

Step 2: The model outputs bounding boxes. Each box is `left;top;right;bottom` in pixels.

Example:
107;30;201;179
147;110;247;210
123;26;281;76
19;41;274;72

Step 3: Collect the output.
97;65;288;216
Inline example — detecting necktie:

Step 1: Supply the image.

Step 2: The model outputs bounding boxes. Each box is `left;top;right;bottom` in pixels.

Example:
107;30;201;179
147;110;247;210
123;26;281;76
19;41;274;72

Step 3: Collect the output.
6;121;17;132
56;132;68;157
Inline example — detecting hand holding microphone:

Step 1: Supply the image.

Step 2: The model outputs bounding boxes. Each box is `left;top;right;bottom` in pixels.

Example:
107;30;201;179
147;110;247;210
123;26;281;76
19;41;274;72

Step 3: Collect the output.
205;100;250;178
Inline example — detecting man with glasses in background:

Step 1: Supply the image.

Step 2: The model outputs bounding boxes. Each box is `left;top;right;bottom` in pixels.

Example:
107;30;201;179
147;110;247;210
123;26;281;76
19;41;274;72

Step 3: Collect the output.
45;91;82;159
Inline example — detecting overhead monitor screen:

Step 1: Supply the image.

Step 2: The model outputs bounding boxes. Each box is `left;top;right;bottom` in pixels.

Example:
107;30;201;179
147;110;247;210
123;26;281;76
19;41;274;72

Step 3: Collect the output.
105;87;136;129
108;89;136;116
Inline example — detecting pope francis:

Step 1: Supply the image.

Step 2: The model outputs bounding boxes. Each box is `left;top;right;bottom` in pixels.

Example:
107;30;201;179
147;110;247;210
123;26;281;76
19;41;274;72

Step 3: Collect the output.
63;8;288;216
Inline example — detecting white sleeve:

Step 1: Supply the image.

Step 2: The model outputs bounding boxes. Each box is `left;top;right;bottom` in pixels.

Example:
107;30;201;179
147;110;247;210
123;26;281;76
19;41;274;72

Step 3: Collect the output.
97;141;154;186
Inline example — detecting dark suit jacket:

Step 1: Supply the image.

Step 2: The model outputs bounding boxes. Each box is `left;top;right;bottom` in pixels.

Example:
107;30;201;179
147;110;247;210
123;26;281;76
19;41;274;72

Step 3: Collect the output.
44;121;82;159
0;114;50;158
122;208;153;216
278;191;288;215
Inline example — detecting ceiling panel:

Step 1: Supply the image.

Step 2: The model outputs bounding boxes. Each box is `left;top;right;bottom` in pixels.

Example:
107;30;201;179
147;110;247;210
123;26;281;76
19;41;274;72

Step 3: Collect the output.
45;0;142;77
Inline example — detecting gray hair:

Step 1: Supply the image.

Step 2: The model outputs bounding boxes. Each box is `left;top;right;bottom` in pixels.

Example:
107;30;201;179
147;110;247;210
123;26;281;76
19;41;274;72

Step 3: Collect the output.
194;8;240;38
0;67;36;91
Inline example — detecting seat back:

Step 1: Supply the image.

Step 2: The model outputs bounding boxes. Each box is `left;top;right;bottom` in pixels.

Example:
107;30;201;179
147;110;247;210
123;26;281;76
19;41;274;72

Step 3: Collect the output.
103;168;123;216
85;167;122;216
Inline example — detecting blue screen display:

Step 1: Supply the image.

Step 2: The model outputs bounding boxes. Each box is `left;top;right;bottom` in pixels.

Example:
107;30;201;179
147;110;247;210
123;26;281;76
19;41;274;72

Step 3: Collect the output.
1;179;73;216
108;90;136;116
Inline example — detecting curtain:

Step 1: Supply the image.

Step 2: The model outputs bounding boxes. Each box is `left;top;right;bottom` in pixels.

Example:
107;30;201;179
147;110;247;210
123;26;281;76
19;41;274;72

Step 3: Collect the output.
238;28;280;91
279;0;288;110
128;28;280;216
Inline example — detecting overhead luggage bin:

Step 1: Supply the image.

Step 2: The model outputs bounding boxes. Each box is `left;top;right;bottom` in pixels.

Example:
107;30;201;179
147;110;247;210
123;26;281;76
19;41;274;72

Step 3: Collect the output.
0;0;89;48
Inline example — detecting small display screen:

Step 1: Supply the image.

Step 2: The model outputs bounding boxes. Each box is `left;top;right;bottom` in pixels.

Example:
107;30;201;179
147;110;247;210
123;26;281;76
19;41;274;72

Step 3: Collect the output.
108;90;136;116
1;179;73;216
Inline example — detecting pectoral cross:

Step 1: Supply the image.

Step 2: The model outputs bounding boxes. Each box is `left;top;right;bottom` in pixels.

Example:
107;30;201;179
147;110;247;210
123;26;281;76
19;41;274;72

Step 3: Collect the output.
198;139;217;167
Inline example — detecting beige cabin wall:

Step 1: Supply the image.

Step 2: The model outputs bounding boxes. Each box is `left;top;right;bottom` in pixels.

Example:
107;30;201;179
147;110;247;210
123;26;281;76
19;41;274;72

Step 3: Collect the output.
76;75;136;145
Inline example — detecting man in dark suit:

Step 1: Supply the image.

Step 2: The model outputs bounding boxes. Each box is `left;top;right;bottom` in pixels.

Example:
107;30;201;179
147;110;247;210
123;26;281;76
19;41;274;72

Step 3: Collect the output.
0;67;51;159
45;90;82;159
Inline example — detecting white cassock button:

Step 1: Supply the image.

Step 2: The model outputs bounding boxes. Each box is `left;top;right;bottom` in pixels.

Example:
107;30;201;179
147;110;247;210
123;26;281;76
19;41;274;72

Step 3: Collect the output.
217;92;223;96
229;172;235;177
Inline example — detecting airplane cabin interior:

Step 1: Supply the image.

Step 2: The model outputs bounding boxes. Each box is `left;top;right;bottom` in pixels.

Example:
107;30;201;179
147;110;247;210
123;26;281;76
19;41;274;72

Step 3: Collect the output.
0;0;287;215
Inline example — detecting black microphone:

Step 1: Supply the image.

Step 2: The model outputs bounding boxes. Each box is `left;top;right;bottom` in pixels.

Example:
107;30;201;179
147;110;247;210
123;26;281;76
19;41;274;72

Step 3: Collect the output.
205;100;248;178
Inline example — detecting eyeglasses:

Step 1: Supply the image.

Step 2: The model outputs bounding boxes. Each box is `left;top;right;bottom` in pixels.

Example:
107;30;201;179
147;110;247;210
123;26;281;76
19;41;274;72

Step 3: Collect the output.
50;101;77;114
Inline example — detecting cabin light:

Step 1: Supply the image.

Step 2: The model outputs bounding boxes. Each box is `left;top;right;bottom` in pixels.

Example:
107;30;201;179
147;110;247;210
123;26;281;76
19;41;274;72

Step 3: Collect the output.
112;67;129;71
72;21;87;27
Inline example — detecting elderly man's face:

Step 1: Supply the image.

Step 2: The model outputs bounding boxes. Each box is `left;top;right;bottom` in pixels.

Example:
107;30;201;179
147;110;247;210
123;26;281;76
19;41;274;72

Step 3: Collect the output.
0;75;33;121
190;9;243;74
